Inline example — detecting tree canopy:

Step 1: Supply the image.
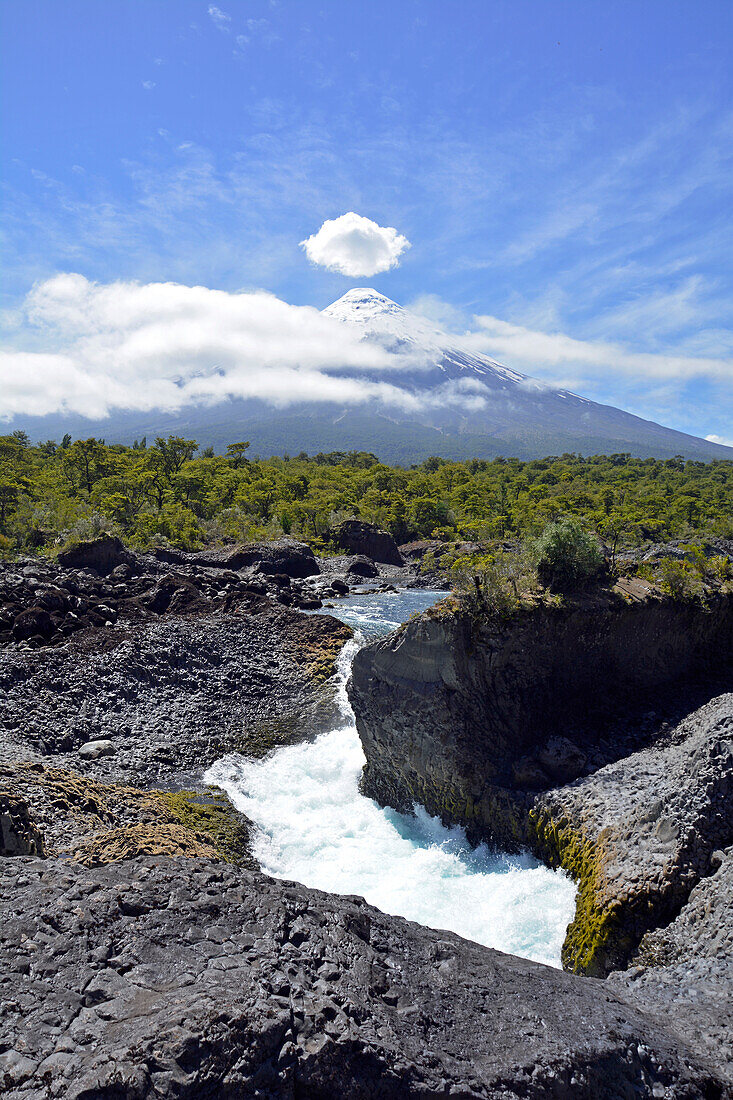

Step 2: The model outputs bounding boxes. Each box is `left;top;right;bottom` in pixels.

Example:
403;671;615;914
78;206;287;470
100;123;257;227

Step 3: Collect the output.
0;434;730;555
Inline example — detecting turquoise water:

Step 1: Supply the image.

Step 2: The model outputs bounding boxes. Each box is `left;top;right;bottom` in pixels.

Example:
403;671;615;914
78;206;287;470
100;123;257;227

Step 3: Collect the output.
207;588;576;967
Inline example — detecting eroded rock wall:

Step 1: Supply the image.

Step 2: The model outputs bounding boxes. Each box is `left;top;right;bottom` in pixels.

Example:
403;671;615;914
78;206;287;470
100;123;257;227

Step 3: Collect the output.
530;693;733;975
348;590;733;850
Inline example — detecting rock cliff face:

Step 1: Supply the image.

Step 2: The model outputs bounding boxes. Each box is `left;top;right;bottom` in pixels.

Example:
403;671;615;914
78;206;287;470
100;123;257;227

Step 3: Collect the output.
348;588;733;983
348;588;733;850
2;854;729;1099
530;693;733;975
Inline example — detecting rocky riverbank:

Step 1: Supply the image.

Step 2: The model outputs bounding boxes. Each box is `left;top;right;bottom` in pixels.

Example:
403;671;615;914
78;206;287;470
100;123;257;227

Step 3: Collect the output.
349;576;733;851
2;533;732;1096
0;533;433;782
2;854;730;1099
0;535;363;872
346;555;733;1084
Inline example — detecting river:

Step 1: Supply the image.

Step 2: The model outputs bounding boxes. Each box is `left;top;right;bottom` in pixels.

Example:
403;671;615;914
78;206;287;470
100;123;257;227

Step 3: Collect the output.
206;587;575;968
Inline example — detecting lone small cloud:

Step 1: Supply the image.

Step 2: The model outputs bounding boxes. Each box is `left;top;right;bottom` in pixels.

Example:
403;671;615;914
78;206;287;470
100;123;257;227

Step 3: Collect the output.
300;212;410;278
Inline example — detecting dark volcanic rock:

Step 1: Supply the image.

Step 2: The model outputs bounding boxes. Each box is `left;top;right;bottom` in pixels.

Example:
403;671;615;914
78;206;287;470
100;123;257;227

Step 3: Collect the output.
0;855;728;1099
57;535;131;574
346;554;379;578
348;590;733;851
0;540;329;648
197;539;320;578
0;790;45;856
332;520;403;565
0;761;253;867
530;693;733;975
611;844;733;1084
0;599;351;787
11;606;54;642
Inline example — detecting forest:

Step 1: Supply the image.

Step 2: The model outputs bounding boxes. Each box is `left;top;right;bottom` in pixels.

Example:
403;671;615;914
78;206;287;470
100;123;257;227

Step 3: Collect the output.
1;431;731;556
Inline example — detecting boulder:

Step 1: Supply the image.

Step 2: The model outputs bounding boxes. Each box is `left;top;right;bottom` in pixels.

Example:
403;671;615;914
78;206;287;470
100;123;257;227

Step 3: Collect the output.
346;554;379;578
12;606;54;642
227;540;319;578
57;535;130;574
142;575;210;615
153;540;321;578
78;739;116;760
332;520;403;565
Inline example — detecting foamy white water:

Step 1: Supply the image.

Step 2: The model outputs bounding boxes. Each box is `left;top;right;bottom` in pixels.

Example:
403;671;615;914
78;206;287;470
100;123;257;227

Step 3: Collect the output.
206;590;576;968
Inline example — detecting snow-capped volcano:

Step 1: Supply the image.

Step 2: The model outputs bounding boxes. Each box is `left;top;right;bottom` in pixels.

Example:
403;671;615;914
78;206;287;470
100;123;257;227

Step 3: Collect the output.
324;288;449;355
322;288;594;413
323;287;527;386
7;287;731;463
312;287;728;460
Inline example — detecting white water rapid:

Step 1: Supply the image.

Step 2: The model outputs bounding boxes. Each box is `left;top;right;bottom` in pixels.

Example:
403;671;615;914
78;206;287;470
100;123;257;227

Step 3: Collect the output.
206;590;576;968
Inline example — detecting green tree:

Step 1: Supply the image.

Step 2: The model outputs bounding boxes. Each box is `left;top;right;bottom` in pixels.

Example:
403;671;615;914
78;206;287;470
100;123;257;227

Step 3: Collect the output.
225;441;251;467
532;518;604;590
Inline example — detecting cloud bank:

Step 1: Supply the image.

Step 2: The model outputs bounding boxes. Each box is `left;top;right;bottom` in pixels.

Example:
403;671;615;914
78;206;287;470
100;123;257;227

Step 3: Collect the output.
464;315;733;387
0;274;474;420
706;433;733;448
300;212;410;277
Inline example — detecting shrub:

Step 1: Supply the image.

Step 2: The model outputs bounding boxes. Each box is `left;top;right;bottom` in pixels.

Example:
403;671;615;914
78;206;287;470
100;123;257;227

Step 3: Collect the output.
657;559;703;602
709;554;733;582
531;518;604;591
451;549;539;618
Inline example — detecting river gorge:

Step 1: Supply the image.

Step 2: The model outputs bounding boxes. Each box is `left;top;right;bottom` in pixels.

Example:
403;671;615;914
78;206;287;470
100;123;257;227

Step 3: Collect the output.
1;537;731;1097
207;588;577;968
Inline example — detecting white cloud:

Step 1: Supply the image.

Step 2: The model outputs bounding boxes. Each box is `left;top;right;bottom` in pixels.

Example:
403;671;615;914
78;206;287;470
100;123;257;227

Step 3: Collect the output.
142;80;156;90
300;212;410;277
464;314;733;387
207;5;230;30
706;433;733;448
0;274;472;420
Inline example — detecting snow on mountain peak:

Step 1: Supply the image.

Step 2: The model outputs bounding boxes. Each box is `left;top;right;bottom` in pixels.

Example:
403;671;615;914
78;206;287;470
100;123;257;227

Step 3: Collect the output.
323;288;451;356
323;288;527;387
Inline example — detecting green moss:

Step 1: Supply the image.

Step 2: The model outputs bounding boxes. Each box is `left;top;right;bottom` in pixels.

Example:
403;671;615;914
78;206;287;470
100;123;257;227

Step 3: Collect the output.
528;807;617;976
296;624;353;684
157;788;254;867
304;645;343;683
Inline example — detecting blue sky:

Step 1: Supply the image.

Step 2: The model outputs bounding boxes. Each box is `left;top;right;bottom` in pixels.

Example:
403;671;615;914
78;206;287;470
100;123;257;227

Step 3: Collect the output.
1;0;732;442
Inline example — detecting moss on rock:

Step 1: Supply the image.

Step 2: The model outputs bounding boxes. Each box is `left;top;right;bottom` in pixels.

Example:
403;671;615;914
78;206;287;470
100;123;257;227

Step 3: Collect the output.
0;762;255;869
157;788;254;867
71;822;220;866
528;806;616;976
291;617;353;683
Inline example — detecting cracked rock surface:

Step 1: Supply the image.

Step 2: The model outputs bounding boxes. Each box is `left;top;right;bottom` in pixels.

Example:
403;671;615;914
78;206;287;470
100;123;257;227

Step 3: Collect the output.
1;855;729;1100
610;845;733;1085
531;693;733;975
0;599;351;789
